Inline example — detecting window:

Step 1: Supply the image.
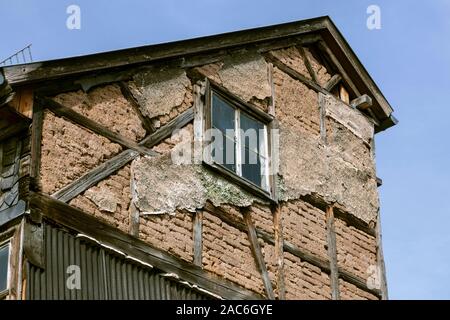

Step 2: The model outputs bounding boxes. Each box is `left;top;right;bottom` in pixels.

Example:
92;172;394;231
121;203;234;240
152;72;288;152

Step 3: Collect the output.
206;87;272;195
0;241;10;294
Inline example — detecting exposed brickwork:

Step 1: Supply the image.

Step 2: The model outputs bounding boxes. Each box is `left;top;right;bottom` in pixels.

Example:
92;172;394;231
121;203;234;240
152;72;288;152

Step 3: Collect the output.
304;47;332;86
260;240;278;297
335;218;377;282
284;252;331;300
40;111;122;194
69;165;131;234
202;211;265;296
248;203;274;236
139;210;194;263
339;280;379;300
53;84;146;141
281;199;328;261
273;67;320;137
269;46;311;79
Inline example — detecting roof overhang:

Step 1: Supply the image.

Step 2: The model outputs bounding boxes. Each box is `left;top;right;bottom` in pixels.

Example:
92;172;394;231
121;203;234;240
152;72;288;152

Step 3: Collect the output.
0;16;396;132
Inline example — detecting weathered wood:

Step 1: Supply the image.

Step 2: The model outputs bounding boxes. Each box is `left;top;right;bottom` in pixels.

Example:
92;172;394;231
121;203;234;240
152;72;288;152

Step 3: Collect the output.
30;101;43;191
351;94;373;110
0;121;29;142
118;82;155;134
50;107;195;204
141;107;194;148
297;45;318;83
52;149;139;203
317;41;361;97
204;202;381;298
376;212;388;300
208;79;274;123
8;87;33;118
0;200;26;228
37;96;157;156
326;206;340;300
242;209;275;300
300;194;376;237
6;18;329;85
267;63;276;117
339;85;350;104
319;93;327;143
265;52;328;94
29;192;264;300
272;204;286;300
193;210;203;267
324;74;342;92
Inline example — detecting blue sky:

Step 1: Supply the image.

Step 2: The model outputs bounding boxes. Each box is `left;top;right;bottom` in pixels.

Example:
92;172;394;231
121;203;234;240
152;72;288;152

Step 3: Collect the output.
1;0;449;299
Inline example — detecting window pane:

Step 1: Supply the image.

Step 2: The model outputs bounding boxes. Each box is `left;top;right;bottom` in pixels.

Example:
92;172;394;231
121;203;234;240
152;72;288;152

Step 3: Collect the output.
0;243;9;292
240;113;263;154
212;93;235;137
212;133;236;173
241;147;262;187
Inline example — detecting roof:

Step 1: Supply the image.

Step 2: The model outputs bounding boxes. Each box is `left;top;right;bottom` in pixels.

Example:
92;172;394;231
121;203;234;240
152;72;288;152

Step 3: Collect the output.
0;16;397;131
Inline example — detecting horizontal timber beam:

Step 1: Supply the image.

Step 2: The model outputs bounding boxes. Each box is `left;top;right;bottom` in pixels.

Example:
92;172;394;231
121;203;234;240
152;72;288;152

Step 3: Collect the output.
203;202;381;298
29;192;263;300
50;107;195;203
36;96;157;156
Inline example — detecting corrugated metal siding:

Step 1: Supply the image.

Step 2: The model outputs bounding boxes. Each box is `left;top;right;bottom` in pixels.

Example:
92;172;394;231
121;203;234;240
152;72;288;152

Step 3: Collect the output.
27;223;211;300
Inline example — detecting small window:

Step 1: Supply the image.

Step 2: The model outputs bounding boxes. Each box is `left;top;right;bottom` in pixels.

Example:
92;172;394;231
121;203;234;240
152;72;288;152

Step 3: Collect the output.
208;89;271;193
0;241;10;293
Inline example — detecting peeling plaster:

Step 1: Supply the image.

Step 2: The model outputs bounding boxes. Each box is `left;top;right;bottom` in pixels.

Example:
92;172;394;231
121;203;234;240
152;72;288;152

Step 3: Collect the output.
278;123;378;224
130;67;191;119
218;50;272;102
131;154;265;216
321;93;374;143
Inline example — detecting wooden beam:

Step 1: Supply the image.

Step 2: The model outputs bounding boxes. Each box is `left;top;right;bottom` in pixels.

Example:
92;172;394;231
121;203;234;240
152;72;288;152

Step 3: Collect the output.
300;194;376;237
326;206;340;300
30;101;43;191
339;85;350;104
324;74;342;92
29;192;263;300
297;45;318;83
5;17;329;85
193;210;203;267
140;107;194;148
52;149;139;203
351;94;373;110
265;52;328;94
118;82;155;134
210;203;360;295
272;204;286;299
317;41;361;97
36;96;157;156
50;107;195;203
203;202;381;298
376;212;389;300
242;209;275;300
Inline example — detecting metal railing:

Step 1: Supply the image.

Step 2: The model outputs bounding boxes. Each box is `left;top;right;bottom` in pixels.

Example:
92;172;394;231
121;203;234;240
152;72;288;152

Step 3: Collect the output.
0;44;33;66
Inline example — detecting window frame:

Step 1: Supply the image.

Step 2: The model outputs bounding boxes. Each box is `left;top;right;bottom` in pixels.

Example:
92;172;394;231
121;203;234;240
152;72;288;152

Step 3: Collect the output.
203;80;276;202
0;239;11;298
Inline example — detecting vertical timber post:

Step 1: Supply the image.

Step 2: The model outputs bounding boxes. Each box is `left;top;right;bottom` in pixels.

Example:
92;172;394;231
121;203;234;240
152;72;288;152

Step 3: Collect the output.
326;205;340;300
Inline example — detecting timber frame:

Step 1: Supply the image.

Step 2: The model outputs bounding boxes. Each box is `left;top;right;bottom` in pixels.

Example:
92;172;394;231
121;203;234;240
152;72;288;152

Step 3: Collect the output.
2;16;396;132
0;16;393;300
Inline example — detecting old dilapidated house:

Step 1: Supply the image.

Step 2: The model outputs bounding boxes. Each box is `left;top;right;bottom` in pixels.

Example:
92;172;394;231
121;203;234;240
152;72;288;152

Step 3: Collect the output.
0;16;396;300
